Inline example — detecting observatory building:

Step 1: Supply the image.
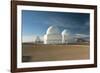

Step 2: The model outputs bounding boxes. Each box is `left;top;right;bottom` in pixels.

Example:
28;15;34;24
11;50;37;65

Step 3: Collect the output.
43;25;76;44
62;29;69;44
44;26;62;44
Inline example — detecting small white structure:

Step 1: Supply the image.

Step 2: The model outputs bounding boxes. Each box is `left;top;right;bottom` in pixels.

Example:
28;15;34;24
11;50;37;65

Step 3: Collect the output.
44;26;62;44
62;29;69;44
35;36;41;43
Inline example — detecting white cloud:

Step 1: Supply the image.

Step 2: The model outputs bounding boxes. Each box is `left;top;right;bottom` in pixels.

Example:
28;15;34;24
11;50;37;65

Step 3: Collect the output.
75;34;89;38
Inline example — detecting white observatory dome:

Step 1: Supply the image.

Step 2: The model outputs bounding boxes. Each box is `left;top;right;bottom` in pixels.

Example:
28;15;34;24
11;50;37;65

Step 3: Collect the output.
46;26;60;35
62;29;69;44
62;29;69;35
44;26;62;44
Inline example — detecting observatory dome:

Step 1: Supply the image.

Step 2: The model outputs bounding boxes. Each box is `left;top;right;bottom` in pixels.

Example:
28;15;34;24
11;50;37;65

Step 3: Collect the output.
62;29;69;35
46;26;60;35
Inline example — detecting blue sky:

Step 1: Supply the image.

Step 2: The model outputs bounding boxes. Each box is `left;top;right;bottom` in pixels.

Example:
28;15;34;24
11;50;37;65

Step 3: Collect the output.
22;10;90;38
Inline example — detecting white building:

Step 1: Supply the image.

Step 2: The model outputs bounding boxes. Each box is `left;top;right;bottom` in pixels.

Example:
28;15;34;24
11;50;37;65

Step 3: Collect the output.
62;29;69;44
35;36;41;43
44;26;62;44
44;25;76;44
31;26;88;44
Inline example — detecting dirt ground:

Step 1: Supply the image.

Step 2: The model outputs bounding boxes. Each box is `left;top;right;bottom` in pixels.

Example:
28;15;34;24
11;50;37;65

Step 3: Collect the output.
22;44;90;62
